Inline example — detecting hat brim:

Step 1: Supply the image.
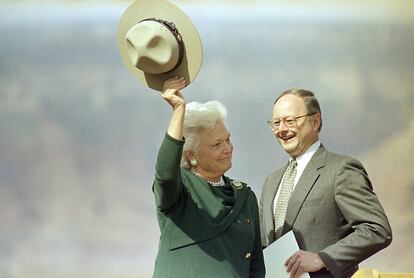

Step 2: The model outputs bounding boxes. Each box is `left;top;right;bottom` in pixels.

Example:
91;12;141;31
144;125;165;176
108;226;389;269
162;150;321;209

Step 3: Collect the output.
117;0;203;91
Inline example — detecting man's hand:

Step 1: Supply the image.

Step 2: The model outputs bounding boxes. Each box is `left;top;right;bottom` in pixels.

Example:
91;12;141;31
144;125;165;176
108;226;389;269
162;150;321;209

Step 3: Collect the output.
285;250;325;278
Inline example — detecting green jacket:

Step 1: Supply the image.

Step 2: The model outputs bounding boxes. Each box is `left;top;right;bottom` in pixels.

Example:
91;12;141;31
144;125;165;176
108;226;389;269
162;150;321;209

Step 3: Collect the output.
152;134;265;278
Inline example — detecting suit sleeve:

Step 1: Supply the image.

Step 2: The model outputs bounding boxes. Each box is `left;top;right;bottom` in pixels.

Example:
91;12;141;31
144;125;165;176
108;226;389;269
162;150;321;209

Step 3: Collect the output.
318;157;392;277
153;133;184;212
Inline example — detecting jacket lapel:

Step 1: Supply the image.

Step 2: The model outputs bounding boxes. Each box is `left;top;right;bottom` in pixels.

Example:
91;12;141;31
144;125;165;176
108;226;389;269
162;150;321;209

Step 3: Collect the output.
284;145;327;231
168;173;249;250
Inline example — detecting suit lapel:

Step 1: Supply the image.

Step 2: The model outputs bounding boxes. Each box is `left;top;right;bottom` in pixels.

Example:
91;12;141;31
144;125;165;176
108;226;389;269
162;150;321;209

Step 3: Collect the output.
284;145;327;230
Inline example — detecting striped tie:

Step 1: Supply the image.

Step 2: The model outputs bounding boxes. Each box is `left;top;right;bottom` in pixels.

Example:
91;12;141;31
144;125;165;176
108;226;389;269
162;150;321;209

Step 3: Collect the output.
274;160;297;239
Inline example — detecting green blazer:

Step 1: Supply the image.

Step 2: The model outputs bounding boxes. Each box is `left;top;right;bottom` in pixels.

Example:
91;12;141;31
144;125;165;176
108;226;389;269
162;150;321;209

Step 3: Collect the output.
153;134;265;278
260;145;392;278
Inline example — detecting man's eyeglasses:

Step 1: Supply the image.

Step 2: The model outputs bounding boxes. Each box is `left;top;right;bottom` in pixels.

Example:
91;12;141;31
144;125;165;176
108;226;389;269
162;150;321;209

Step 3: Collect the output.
267;114;314;130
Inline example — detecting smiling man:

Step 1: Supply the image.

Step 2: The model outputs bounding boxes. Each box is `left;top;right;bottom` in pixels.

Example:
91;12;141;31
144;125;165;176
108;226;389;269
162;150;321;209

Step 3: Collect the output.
259;89;392;278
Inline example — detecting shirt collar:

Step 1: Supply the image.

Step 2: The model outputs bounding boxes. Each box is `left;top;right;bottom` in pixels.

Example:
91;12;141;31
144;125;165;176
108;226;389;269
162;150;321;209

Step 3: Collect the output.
293;140;321;169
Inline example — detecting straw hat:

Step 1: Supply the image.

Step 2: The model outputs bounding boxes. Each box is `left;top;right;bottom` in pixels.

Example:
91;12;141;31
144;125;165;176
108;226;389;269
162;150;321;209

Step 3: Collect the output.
117;0;203;91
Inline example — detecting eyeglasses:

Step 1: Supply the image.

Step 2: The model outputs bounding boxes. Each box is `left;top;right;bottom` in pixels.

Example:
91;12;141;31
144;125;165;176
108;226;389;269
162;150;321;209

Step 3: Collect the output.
267;114;313;130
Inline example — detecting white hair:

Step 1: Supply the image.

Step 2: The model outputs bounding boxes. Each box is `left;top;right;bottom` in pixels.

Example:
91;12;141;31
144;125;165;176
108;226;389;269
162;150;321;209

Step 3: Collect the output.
181;100;228;168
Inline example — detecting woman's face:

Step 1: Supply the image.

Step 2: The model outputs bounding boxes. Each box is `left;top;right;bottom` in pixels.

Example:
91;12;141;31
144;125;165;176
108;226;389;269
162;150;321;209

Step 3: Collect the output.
191;121;233;180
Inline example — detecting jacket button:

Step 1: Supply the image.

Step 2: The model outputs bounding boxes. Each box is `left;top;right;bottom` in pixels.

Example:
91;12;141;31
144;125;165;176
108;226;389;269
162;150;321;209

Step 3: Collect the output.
245;252;251;259
245;218;251;224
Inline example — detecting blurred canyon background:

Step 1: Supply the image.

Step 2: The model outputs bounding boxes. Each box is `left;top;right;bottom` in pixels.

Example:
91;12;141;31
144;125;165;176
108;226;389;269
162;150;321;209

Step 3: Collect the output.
0;0;413;277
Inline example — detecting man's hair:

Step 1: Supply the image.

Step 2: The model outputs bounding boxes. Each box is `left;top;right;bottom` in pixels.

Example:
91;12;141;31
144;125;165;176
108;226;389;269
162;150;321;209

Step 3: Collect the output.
274;89;322;132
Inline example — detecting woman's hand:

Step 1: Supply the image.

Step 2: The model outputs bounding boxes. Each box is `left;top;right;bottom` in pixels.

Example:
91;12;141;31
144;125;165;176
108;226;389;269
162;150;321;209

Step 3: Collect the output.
162;76;186;110
163;77;186;139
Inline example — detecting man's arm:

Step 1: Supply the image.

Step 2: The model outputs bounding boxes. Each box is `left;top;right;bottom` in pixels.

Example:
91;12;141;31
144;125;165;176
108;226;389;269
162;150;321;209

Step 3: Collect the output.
318;157;392;277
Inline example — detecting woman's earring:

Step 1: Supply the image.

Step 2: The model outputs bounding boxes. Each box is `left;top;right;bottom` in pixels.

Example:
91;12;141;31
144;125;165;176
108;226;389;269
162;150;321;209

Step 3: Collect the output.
190;159;198;166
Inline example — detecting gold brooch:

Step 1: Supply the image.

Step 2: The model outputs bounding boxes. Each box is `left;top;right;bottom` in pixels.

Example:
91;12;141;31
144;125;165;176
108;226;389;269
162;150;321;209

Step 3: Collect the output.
232;181;243;190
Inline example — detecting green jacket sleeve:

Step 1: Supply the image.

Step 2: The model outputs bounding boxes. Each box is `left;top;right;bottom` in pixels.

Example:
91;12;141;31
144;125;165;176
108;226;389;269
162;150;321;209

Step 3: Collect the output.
153;133;185;212
249;190;266;278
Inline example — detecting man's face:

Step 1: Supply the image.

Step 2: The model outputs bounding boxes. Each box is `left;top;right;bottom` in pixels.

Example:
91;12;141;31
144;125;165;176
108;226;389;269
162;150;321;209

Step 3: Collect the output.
271;94;319;158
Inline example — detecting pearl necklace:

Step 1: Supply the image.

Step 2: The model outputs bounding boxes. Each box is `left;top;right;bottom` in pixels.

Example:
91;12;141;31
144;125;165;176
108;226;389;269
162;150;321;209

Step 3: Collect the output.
190;168;225;186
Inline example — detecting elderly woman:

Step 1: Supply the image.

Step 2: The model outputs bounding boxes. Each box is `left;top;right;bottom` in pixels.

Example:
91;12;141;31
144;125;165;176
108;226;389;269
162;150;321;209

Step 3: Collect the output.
152;76;265;277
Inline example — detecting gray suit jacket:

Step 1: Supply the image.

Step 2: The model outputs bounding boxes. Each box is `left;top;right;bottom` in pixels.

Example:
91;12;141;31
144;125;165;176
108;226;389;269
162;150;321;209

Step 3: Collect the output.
259;145;392;278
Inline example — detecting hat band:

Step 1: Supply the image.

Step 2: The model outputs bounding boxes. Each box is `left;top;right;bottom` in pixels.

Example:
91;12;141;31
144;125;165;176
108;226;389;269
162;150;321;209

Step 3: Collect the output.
140;18;185;73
